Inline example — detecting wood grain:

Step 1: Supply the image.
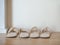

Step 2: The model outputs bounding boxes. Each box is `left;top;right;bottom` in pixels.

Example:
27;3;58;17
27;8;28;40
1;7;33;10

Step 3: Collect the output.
0;32;60;45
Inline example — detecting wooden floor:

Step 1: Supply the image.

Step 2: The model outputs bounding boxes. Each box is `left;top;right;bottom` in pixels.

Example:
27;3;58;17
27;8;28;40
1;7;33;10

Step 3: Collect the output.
0;32;60;45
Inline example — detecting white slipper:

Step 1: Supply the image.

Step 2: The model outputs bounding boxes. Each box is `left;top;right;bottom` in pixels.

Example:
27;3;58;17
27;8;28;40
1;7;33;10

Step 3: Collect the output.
6;32;18;38
6;27;19;38
40;27;51;38
30;32;39;38
20;32;29;38
40;32;50;38
30;27;40;38
19;28;29;38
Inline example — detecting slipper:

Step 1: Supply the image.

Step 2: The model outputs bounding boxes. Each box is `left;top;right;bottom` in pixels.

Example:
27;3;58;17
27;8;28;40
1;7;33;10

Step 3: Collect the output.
19;28;29;38
40;27;51;38
6;27;19;38
30;27;40;38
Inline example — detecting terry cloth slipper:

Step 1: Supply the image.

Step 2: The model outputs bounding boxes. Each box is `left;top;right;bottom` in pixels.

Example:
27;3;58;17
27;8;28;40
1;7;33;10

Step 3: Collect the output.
30;27;40;38
40;27;51;38
6;27;19;38
19;28;29;38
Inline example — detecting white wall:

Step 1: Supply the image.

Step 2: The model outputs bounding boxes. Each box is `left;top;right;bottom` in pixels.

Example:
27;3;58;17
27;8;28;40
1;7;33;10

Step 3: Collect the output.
12;0;60;32
0;0;4;28
0;0;6;33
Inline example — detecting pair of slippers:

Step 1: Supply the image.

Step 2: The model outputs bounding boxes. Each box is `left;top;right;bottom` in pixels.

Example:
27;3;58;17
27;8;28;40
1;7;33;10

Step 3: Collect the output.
30;27;51;38
6;27;51;38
